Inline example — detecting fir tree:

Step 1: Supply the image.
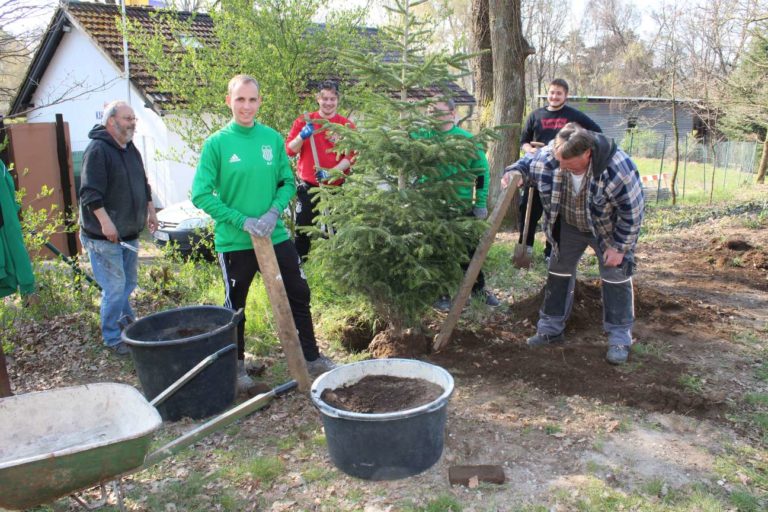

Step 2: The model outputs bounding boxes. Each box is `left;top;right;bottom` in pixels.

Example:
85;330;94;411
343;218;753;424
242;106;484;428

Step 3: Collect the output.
311;0;498;338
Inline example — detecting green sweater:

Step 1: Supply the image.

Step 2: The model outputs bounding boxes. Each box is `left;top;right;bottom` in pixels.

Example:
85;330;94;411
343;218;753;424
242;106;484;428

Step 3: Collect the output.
192;121;295;253
420;125;490;209
0;161;35;297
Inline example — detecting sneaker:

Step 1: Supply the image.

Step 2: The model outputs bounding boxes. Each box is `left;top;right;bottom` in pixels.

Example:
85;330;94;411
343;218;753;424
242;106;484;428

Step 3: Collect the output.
606;345;630;365
433;296;451;312
526;332;565;347
306;355;337;377
237;360;255;393
474;289;501;308
109;342;130;357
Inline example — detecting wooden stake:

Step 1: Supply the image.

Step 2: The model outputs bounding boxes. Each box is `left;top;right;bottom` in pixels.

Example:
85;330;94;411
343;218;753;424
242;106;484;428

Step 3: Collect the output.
432;173;522;352
250;236;312;392
0;343;12;397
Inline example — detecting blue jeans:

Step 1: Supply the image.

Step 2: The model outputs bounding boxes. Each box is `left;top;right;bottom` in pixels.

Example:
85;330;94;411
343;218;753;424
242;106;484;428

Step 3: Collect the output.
80;233;138;347
537;222;635;347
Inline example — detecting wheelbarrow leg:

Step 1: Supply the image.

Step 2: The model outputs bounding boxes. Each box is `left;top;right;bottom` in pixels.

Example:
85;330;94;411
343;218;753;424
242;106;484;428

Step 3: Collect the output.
69;480;126;511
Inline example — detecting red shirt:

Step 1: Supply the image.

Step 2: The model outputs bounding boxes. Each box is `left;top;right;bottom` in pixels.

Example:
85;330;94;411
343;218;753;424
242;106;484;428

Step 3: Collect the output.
285;112;355;186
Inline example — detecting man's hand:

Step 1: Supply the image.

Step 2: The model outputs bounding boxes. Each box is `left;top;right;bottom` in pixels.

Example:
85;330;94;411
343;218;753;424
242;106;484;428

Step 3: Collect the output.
93;207;118;242
472;206;488;219
243;207;280;238
299;123;315;140
603;246;625;267
146;202;158;234
315;168;330;182
501;169;523;190
523;141;545;154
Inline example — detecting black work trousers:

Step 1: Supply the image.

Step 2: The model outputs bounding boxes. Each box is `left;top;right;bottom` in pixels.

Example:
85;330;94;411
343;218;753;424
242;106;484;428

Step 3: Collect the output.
218;240;319;361
519;187;554;258
294;184;316;261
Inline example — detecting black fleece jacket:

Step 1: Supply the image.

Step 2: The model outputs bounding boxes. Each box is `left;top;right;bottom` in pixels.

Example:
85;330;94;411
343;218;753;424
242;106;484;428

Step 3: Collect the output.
79;124;151;241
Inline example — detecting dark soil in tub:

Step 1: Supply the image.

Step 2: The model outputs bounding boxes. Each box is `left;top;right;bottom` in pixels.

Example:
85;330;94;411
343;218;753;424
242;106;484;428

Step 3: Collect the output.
320;375;444;414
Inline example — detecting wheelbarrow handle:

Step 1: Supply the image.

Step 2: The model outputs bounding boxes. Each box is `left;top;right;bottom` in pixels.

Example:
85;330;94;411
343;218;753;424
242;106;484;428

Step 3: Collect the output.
149;344;236;408
141;379;297;468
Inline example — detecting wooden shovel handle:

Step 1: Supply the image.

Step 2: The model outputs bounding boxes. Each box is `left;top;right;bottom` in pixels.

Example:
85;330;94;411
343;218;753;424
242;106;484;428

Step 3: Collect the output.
250;236;312;392
432;173;522;352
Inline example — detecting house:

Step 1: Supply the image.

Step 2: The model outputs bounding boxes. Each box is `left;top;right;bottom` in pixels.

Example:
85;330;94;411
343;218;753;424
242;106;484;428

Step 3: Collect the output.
538;95;710;146
10;1;476;208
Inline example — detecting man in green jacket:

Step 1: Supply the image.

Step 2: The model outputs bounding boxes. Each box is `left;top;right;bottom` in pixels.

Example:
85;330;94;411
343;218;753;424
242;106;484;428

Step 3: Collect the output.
192;75;335;392
430;99;500;311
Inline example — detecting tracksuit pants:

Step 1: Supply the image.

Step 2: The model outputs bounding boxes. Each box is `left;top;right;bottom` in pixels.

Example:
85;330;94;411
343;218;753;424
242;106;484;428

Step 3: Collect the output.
218;240;319;361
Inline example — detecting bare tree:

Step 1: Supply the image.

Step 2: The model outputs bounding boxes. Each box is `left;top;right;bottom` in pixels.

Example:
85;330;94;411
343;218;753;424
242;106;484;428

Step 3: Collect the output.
0;0;53;113
522;0;567;109
486;0;532;204
470;0;493;109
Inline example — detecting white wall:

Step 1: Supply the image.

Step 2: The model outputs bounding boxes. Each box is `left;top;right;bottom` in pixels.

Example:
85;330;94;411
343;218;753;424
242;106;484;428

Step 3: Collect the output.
26;23;197;207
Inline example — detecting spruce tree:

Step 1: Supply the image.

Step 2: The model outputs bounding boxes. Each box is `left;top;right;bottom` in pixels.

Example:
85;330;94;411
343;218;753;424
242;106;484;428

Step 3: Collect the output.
311;0;497;338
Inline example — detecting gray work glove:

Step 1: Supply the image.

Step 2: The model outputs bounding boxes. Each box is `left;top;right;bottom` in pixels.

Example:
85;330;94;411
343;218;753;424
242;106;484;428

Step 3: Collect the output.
472;206;488;219
243;207;280;237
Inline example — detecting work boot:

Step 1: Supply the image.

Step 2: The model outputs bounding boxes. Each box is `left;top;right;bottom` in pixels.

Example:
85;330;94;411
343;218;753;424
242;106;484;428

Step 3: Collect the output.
606;345;630;365
237;359;255;393
108;342;130;357
473;289;501;308
306;355;336;378
526;332;565;347
433;296;451;312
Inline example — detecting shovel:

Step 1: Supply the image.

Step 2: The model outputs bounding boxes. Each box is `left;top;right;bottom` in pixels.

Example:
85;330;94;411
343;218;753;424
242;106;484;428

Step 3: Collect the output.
303;112;334;237
513;185;535;268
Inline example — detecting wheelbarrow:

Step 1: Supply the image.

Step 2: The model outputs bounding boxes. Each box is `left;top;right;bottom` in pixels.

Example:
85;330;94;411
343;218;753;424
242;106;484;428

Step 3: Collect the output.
0;345;296;510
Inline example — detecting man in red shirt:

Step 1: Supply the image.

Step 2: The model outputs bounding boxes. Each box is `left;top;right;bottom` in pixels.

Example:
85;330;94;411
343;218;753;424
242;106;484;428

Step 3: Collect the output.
286;81;355;260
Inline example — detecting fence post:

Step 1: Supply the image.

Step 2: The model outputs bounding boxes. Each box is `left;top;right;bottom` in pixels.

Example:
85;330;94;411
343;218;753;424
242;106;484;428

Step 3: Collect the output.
722;142;731;189
656;133;667;204
703;143;708;194
682;136;688;200
628;130;634;156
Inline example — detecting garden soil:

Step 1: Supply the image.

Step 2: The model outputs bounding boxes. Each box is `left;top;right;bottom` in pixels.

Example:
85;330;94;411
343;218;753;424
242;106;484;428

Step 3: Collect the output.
4;211;768;510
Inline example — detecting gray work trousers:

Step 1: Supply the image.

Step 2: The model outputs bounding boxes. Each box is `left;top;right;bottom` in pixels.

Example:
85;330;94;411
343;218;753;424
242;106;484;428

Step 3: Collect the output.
537;221;635;347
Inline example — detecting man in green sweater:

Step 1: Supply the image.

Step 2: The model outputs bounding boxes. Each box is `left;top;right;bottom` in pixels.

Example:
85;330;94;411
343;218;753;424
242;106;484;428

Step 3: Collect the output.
431;99;500;311
192;75;335;392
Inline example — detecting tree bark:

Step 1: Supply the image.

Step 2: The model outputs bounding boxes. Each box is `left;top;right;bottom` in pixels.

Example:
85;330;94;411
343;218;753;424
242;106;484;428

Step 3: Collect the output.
486;0;531;206
756;136;768;184
471;0;494;110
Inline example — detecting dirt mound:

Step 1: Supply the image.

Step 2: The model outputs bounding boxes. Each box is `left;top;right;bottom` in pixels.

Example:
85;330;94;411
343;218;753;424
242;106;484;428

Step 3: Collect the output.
430;331;726;420
368;328;431;358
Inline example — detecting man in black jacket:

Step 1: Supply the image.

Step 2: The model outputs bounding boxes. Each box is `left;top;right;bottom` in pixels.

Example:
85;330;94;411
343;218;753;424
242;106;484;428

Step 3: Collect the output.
518;79;601;262
79;100;157;356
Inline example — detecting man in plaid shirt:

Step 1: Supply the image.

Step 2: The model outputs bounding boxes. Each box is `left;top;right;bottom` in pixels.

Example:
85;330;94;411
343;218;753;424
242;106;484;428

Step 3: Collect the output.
501;123;644;364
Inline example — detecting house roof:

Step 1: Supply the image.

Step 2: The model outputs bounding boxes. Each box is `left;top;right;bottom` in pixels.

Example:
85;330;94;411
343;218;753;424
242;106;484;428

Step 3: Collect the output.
10;1;475;116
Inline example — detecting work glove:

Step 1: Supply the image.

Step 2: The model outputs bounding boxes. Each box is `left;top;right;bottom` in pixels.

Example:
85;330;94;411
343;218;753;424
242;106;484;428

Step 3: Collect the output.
315;168;330;182
299;123;315;140
243;207;280;238
473;206;488;219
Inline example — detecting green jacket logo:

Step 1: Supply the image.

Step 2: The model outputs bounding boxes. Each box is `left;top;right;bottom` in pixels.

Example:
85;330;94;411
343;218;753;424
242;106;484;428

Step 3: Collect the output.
261;145;273;164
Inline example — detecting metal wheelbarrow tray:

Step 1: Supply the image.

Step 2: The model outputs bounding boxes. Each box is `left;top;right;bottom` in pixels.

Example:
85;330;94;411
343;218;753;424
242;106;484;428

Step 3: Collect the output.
0;383;162;510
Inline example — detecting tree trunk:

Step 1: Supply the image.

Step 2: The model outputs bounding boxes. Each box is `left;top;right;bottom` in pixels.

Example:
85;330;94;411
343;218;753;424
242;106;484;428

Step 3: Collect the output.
486;0;531;206
756;136;768;184
471;0;494;111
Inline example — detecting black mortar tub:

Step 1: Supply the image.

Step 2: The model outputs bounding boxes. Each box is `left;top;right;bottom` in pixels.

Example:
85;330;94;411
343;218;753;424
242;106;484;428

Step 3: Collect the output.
310;359;454;480
122;306;240;421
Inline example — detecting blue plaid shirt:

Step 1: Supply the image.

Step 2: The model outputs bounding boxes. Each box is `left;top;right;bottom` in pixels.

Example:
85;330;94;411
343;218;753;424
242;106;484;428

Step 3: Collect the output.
505;144;644;254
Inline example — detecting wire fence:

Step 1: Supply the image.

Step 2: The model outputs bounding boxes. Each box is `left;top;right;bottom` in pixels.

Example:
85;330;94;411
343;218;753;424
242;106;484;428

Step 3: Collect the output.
620;130;761;203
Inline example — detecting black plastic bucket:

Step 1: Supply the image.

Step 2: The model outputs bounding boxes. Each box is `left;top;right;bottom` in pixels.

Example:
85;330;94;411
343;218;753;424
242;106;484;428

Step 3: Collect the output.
122;306;240;421
310;359;454;480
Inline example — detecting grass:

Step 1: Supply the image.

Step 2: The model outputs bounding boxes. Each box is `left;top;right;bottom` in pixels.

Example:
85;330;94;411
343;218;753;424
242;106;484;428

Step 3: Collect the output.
678;374;705;393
